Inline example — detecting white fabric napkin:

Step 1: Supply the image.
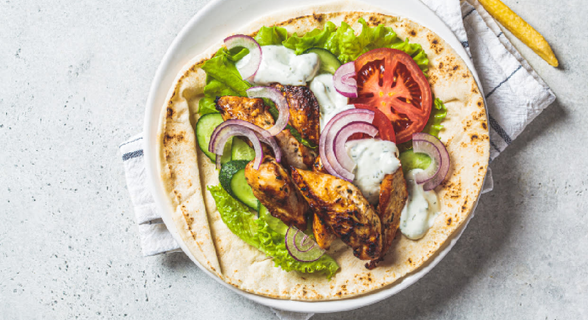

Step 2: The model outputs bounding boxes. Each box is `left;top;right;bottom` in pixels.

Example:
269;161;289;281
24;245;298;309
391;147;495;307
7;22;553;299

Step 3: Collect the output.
119;0;555;317
119;134;181;256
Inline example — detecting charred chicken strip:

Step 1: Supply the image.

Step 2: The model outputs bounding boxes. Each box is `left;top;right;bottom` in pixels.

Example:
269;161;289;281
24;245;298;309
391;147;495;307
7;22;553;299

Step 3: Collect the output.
366;168;408;269
216;95;315;169
244;156;308;230
272;84;321;146
215;96;274;129
312;156;326;174
312;213;335;250
290;168;383;260
310;156;335;250
274;131;316;170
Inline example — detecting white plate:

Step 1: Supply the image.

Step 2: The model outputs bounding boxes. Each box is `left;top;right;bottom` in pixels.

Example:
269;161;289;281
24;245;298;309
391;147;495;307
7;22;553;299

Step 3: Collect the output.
144;0;485;313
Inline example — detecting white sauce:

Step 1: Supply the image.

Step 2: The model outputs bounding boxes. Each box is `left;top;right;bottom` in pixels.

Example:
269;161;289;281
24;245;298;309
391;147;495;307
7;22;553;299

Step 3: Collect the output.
399;169;440;240
236;45;319;86
345;138;401;205
309;74;352;130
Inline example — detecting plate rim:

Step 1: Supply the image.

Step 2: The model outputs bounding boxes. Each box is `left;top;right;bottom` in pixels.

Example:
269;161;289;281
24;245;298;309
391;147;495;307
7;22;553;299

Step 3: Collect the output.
143;0;487;313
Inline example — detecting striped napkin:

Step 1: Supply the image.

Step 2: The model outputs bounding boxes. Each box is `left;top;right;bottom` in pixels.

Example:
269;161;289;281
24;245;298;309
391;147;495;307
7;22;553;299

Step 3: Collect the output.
119;134;181;256
119;0;555;317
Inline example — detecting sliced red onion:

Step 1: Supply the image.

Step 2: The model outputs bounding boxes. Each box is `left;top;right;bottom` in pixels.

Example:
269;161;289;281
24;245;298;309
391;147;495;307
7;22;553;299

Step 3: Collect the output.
333;62;357;98
246;86;290;136
334;122;379;172
209;119;281;163
224;35;262;81
319;109;375;181
210;124;264;170
412;132;450;191
285;226;325;262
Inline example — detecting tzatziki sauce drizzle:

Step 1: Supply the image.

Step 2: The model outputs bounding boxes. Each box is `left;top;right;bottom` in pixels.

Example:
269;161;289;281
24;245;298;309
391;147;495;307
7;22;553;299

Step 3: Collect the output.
399;169;440;240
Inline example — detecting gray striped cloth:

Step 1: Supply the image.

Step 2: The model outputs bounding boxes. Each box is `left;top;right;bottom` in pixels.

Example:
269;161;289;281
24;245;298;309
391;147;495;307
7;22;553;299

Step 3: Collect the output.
119;134;181;256
118;0;555;264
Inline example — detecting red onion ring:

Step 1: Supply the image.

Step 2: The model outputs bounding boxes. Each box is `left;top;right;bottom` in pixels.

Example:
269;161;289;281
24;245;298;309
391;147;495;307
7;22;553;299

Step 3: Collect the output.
333;62;357;98
334;122;379;172
285;226;325;262
246;86;290;136
293;231;315;253
412;132;450;191
209;119;281;164
224;35;262;81
210;124;264;170
319;109;375;181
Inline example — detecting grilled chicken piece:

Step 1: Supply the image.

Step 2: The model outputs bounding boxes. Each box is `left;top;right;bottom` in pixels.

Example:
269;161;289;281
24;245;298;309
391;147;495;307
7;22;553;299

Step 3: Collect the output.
312;156;327;174
215;96;274;129
291;168;382;260
244;156;308;230
312;213;335;250
310;156;336;250
272;84;321;146
366;168;408;269
274;130;316;169
216;95;316;169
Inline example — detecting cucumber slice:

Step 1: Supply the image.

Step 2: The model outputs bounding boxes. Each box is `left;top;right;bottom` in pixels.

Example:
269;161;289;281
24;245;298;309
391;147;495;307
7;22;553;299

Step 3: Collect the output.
219;160;259;210
231;137;256;161
304;48;342;74
230;169;259;210
195;113;231;164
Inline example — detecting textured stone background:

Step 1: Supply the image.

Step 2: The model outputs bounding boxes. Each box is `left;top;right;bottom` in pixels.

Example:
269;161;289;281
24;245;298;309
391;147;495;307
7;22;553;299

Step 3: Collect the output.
1;0;586;319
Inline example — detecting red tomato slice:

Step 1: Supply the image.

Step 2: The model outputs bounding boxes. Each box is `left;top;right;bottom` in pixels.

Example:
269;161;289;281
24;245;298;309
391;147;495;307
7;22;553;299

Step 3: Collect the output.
350;48;432;144
350;104;396;143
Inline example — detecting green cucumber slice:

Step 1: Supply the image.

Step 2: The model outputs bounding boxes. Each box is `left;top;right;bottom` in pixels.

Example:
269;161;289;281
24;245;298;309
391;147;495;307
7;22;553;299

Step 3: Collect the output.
304;48;342;74
195;113;231;164
230;169;259;210
231;137;256;161
219;160;259;210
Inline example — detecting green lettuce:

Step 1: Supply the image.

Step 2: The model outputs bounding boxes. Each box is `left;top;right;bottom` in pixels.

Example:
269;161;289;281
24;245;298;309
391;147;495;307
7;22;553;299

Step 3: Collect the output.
208;185;340;278
423;98;448;138
282;18;429;73
283;21;337;53
254;26;289;46
208;184;260;247
198;48;252;115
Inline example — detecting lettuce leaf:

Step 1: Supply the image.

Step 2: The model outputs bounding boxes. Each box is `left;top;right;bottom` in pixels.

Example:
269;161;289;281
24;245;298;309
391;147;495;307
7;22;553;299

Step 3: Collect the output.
258;204;288;236
198;48;252;115
423;98;448;138
208;185;339;278
201;48;251;96
208;185;259;247
198;97;219;116
283;21;337;54
281;18;428;73
255;26;288;46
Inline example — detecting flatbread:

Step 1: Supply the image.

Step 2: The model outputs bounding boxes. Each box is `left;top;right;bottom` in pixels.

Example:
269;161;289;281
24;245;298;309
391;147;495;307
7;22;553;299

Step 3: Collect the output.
156;1;489;300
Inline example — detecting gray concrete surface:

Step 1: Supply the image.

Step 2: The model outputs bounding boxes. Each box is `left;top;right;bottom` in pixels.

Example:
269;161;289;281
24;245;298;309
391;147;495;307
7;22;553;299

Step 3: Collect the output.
1;0;586;319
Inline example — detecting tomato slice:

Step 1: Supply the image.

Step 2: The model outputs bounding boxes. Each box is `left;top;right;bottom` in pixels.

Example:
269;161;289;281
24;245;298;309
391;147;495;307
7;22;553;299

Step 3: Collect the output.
350;104;396;143
350;48;432;144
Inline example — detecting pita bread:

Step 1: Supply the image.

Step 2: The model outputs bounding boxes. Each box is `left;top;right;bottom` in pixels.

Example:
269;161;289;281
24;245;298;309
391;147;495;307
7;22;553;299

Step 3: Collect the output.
156;1;489;300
